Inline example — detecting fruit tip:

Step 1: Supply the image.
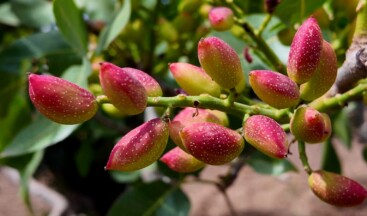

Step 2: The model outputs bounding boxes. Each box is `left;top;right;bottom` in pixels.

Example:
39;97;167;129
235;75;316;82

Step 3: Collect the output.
168;62;175;70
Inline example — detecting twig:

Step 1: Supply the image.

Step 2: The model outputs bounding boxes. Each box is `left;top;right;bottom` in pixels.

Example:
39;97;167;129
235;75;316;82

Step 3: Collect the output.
298;140;312;175
309;82;367;111
235;20;286;74
257;14;272;36
220;189;238;216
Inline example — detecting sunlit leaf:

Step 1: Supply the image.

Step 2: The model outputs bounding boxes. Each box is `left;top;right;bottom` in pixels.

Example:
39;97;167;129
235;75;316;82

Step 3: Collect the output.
11;0;54;28
96;0;131;53
62;57;91;88
1;114;79;157
53;0;88;56
75;0;116;22
0;3;20;26
19;150;44;212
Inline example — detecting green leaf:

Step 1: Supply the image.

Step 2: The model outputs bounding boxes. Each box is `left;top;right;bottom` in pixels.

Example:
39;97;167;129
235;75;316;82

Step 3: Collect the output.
0;31;80;75
248;152;298;175
75;0;116;23
0;3;20;26
332;110;352;149
321;138;341;174
19;150;44;212
96;0;131;54
1;114;78;157
0;59;31;119
107;181;190;216
75;140;94;177
109;171;140;183
53;0;88;56
275;0;327;26
11;0;54;28
157;160;182;180
155;187;189;216
62;58;91;88
0;93;32;151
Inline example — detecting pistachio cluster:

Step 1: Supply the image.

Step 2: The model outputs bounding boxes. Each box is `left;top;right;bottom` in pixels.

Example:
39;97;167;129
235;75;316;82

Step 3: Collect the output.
28;15;366;207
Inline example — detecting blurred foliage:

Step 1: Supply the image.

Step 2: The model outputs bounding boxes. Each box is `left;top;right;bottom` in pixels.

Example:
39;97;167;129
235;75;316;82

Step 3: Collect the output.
0;0;362;215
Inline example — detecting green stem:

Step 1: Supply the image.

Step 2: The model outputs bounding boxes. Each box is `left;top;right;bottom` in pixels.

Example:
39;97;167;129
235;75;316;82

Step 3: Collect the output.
257;14;272;36
281;123;290;132
235;20;286;74
242;113;250;125
218;0;244;18
309;83;367;111
147;94;291;121
95;94;291;121
96;95;110;104
354;0;367;37
221;190;237;216
225;88;237;107
237;95;256;105
218;0;285;74
298;140;312;175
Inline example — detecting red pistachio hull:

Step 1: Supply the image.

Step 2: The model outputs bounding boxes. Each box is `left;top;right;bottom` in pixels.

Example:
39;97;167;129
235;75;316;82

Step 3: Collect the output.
300;40;338;101
99;62;147;115
169;107;223;151
160;147;205;173
243;115;289;159
290;106;330;143
28;74;98;124
105;118;169;171
309;170;367;207
169;62;221;97
249;70;300;108
198;36;245;90
287;17;323;84
123;67;163;97
180;122;244;165
208;7;234;31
